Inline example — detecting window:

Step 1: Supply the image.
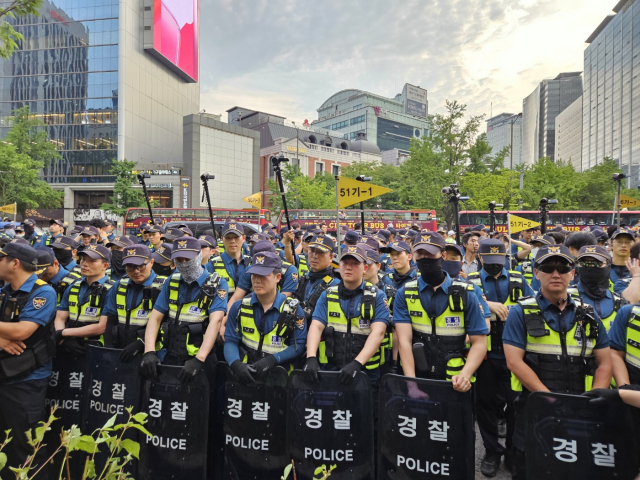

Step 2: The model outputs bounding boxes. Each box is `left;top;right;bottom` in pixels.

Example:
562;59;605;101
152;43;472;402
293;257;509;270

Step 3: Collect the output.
316;162;324;174
350;115;365;126
332;120;348;130
332;165;340;175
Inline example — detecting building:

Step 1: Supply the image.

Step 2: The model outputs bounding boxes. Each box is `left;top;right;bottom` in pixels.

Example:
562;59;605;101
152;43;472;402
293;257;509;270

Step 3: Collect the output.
0;0;200;226
555;95;583;169
485;113;522;168
582;0;640;184
311;84;431;154
521;72;583;165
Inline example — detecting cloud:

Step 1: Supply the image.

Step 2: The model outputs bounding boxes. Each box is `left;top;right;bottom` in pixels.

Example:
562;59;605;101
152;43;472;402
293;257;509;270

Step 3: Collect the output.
199;0;616;124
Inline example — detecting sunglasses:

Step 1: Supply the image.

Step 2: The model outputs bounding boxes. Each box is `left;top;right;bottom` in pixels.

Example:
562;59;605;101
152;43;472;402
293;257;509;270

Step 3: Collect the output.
577;260;606;269
125;261;150;272
536;263;573;274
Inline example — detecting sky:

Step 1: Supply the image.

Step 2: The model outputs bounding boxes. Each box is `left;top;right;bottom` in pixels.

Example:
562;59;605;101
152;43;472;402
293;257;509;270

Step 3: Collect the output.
199;0;617;125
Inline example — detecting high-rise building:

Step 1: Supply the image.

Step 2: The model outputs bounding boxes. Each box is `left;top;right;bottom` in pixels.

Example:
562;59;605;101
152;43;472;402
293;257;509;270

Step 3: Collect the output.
521;72;583;165
555;95;583;170
0;0;200;225
582;0;640;185
485;113;522;168
311;84;431;154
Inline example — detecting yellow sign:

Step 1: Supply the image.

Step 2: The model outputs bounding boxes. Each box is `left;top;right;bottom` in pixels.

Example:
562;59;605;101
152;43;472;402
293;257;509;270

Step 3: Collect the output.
0;203;16;214
509;214;541;234
620;194;640;208
336;176;393;209
286;145;306;154
242;192;262;209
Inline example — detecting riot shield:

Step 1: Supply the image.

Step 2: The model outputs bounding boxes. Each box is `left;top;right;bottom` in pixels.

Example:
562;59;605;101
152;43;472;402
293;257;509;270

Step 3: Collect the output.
81;346;142;476
42;351;88;478
211;362;289;480
138;365;210;480
377;374;474;479
525;391;640;479
287;371;374;480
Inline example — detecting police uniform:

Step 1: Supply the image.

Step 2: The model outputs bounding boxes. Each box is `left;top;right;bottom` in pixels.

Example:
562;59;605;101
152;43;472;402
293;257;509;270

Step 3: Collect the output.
609;228;635;285
50;235;79;276
101;245;167;361
209;220;249;296
0;243;57;469
146;224;165;253
236;240;299;295
608;304;640;385
467;239;535;474
224;252;307;384
502;245;610;479
105;236;135;282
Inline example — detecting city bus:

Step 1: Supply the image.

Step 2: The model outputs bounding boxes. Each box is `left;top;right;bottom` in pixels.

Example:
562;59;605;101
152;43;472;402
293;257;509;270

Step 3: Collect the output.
124;207;271;235
458;210;640;234
276;209;438;232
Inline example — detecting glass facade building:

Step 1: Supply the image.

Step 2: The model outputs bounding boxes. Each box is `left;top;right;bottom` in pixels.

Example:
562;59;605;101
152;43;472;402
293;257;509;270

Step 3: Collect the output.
582;0;640;185
0;0;119;182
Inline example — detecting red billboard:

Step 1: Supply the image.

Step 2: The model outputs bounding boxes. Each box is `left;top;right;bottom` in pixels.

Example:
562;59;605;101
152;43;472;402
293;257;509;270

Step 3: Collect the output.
150;0;198;83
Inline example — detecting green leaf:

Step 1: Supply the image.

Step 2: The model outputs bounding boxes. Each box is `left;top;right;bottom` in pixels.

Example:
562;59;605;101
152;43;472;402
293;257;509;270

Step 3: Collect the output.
84;458;96;479
102;414;117;431
34;423;49;444
119;439;140;459
314;465;326;475
128;423;152;438
281;463;292;479
66;425;82;450
0;451;6;471
133;412;148;424
76;435;97;454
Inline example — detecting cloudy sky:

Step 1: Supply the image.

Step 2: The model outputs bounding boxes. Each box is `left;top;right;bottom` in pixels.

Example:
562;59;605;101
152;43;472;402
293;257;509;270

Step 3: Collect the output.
199;0;616;124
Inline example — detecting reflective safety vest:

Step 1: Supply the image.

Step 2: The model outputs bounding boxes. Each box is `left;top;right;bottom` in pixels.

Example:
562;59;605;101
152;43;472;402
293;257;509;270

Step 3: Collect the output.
67;278;114;345
164;272;222;360
467;271;524;354
217;241;226;255
405;279;475;381
318;283;381;370
566;287;625;332
622;306;640;385
113;276;166;348
0;279;56;381
511;296;599;395
294;274;335;321
209;255;249;295
298;254;309;276
52;270;82;305
519;261;533;284
237;296;301;366
378;281;397;362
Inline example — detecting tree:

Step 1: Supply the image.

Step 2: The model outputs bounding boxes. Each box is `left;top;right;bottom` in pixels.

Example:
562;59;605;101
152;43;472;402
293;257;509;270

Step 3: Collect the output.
0;106;63;215
466;133;492;174
266;164;336;213
460;170;522;211
0;1;43;59
520;157;584;210
101;160;148;216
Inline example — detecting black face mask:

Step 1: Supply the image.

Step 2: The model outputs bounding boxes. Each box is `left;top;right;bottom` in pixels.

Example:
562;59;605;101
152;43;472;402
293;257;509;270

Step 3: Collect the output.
578;265;611;300
442;260;463;279
23;224;34;236
416;257;446;286
54;248;73;266
483;263;504;277
152;263;174;277
110;250;124;276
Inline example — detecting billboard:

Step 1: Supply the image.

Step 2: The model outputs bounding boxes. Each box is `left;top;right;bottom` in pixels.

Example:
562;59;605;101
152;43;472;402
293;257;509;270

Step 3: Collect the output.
404;83;427;118
146;0;199;83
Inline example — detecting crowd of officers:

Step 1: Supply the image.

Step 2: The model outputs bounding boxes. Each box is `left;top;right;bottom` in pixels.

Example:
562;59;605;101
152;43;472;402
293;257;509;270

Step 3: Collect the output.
1;216;640;478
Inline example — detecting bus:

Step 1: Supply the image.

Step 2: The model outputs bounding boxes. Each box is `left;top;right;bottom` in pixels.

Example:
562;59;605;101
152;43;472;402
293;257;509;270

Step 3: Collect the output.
276;209;438;232
458;210;640;234
124;207;271;235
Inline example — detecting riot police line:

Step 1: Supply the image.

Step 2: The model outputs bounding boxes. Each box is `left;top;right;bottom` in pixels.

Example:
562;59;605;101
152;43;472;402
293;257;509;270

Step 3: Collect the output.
3;212;640;480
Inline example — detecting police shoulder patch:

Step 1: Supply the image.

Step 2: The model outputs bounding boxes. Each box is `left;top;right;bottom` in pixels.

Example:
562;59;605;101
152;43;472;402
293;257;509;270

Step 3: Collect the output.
32;297;47;309
217;289;227;300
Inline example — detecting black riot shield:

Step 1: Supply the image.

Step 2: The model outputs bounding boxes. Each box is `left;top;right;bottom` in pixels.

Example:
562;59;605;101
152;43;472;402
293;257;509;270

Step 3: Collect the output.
138;365;209;480
287;371;374;480
211;362;289;480
81;346;142;475
525;391;640;479
377;375;474;479
42;351;88;478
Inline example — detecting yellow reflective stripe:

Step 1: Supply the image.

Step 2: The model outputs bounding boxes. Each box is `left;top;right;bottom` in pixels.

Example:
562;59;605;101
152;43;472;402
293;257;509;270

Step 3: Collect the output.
412;324;433;334
239;297;289;357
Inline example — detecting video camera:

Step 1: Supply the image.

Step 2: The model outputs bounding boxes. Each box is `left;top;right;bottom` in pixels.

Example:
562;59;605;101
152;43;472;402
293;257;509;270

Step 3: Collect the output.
137;173;150;185
200;173;215;182
270;154;289;167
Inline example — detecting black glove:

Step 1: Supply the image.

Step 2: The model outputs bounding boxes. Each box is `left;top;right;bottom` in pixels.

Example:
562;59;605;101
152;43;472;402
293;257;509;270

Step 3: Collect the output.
619;384;640;391
252;355;278;380
303;356;320;383
339;360;362;385
140;352;161;380
582;388;623;405
230;360;256;385
179;357;204;386
119;339;144;363
388;360;399;375
60;337;86;356
55;329;65;343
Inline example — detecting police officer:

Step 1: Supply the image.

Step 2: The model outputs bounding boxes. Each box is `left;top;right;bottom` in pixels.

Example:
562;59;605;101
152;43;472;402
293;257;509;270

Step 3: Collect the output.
503;245;611;479
35;247;82;304
138;224;151;246
393;232;488;392
147;224;164;252
141;236;229;385
106;235;135;281
32;219;65;248
50;236;79;274
54;244;114;353
303;243;389;384
609;228;635;284
104;220;116;242
384;240;417;287
198;234;216;272
0;242;57;469
467;239;534;476
101;244;166;361
292;235;340;325
209;220;249;298
149;242;175;277
75;225;100;253
21;219;39;244
224;251;307;384
515;234;553;291
607;295;640;387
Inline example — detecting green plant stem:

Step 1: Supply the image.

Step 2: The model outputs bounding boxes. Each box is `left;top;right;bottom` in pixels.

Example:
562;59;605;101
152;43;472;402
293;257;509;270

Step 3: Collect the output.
96;422;130;480
28;444;64;480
